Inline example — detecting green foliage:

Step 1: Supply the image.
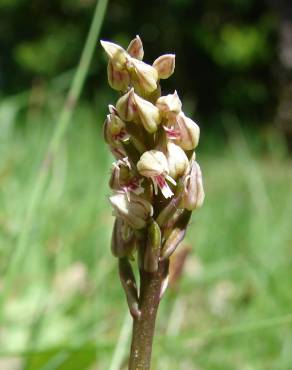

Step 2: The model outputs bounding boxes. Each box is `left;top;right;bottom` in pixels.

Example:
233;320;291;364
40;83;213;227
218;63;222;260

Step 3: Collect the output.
194;22;272;69
0;0;24;8
213;24;269;68
15;26;82;76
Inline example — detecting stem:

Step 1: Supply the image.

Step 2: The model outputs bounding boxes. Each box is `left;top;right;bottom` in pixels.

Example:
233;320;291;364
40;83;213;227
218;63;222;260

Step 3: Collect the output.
129;261;168;370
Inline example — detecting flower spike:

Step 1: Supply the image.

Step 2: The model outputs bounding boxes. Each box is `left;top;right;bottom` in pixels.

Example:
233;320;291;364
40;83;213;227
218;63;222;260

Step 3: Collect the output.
101;37;204;368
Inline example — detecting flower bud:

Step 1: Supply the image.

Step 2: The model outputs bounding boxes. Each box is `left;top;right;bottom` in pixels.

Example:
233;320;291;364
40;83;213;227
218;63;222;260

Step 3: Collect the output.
156;91;182;119
137;150;176;198
175;112;200;151
109;192;153;229
166;142;189;179
103;107;129;149
118;257;140;318
107;61;130;91
180;160;205;211
128;58;158;94
132;93;161;133
100;40;128;70
108;106;127;137
161;210;191;260
116;88;137;122
111;218;136;257
127;35;144;60
153;54;175;79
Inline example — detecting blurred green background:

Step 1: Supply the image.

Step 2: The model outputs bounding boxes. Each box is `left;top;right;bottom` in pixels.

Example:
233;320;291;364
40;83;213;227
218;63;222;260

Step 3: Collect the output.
0;0;292;369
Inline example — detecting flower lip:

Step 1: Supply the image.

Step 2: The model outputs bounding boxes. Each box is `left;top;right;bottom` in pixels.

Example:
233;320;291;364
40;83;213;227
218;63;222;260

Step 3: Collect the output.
163;126;180;139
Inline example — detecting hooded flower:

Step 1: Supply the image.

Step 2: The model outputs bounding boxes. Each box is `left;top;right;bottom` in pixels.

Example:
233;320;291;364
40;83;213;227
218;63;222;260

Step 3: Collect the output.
166;142;189;179
175;112;200;151
132;93;161;133
137;150;176;199
116;89;161;133
156;91;182;120
153;54;176;79
110;157;144;199
127;35;144;60
101;37;161;95
116;88;137;122
100;41;130;91
180;160;205;210
128;58;159;95
103;105;129;145
109;191;153;229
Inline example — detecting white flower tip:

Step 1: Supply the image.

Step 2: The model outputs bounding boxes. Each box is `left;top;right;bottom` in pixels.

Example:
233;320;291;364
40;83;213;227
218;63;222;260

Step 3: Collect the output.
161;185;174;199
108;104;116;114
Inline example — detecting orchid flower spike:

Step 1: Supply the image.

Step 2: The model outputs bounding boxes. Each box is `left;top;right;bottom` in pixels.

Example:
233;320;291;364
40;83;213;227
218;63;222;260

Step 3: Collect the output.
101;37;205;343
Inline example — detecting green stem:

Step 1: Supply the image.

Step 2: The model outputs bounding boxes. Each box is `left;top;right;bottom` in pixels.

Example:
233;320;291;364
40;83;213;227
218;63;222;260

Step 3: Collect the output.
4;0;109;298
128;261;168;370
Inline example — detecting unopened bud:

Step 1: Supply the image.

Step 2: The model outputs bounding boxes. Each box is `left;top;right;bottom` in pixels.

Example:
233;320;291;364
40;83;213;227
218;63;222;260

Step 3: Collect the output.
107;61;130;91
166;142;189;179
104;106;128;142
153;54;175;79
156;91;182;119
144;219;161;273
161;210;191;260
100;40;128;70
119;258;140;318
180;160;205;211
111;218;136;257
109;192;153;229
116;88;137;122
175;112;200;151
127;35;144;60
129;58;159;94
132;93;161;133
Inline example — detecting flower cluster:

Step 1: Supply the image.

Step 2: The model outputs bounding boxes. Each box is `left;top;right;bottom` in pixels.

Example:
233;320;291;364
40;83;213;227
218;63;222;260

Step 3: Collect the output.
101;36;205;310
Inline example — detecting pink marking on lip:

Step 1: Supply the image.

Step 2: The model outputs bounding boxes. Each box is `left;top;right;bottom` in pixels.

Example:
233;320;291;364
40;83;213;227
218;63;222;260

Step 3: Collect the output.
163;126;180;139
153;175;173;199
113;129;128;141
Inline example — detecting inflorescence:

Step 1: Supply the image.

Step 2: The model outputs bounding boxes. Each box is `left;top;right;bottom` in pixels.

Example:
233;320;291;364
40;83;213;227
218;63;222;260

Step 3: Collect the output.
101;35;205;317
